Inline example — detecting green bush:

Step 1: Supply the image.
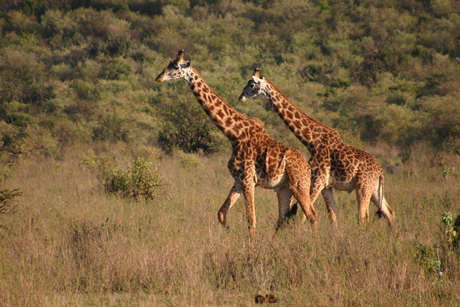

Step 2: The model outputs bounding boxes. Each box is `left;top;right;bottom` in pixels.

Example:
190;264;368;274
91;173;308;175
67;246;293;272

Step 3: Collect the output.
0;188;22;214
105;156;162;201
157;93;225;154
98;57;133;80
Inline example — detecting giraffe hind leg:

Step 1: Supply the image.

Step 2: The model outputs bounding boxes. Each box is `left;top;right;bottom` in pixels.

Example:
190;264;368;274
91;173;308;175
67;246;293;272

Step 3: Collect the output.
274;187;294;235
356;186;372;225
321;187;338;224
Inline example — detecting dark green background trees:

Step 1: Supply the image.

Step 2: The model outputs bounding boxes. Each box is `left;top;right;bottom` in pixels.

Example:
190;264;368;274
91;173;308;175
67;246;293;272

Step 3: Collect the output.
1;0;459;164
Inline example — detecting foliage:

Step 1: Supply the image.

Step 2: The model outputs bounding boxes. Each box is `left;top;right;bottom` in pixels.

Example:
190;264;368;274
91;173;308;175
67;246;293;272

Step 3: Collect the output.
177;151;202;169
0;0;459;163
440;212;460;253
157;93;226;154
0;188;22;214
105;156;162;200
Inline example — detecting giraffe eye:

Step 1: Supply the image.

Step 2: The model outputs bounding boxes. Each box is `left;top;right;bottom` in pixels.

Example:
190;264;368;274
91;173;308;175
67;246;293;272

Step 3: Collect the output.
173;64;180;69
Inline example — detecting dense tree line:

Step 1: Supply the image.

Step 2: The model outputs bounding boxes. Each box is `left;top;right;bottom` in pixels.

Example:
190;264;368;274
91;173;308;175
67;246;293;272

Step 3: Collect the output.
0;0;459;167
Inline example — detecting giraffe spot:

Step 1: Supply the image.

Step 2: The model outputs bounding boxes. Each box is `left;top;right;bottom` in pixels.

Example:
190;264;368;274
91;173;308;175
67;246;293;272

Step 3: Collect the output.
223;104;232;116
293;120;302;129
217;109;225;118
225;116;233;127
233;123;242;134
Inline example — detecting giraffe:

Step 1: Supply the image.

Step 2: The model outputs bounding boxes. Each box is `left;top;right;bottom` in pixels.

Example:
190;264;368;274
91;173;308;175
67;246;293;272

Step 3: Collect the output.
238;68;395;227
155;51;317;238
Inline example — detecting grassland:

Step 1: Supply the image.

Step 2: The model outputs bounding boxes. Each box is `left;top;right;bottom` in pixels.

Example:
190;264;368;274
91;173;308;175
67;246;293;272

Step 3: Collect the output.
0;143;459;306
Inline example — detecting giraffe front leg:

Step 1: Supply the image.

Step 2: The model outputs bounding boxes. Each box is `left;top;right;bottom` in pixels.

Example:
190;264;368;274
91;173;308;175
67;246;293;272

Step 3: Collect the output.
217;184;242;229
242;181;257;238
310;162;337;223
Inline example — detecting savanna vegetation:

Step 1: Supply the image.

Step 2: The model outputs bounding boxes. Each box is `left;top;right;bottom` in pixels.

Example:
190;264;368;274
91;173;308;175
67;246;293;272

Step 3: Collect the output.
0;0;459;305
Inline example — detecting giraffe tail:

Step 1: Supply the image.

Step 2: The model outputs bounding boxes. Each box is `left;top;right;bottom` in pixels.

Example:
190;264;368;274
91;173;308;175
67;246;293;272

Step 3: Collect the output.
375;174;395;225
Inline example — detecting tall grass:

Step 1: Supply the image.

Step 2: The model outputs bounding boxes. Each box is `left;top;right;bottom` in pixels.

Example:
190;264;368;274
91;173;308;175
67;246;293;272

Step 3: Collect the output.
0;143;459;306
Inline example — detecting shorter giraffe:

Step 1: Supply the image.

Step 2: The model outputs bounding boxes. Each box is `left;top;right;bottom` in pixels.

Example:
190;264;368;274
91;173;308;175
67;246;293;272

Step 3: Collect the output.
238;69;395;227
155;51;316;238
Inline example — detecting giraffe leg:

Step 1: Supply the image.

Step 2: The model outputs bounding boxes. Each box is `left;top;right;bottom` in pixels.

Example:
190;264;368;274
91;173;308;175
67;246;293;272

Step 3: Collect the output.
309;158;334;222
242;183;257;238
285;152;317;229
355;185;373;225
286;178;317;229
217;184;242;229
309;175;325;207
276;187;294;229
321;187;338;224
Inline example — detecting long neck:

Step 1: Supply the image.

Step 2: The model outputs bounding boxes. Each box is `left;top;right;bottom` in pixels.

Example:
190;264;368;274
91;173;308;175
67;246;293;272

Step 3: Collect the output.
185;67;265;142
263;78;342;152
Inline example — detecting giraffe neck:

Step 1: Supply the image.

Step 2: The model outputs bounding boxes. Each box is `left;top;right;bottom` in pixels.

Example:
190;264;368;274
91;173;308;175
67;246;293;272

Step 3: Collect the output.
262;78;341;152
185;67;265;142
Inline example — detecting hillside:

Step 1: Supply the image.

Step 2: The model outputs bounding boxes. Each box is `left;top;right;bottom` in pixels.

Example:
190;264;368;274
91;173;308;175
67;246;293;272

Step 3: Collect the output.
0;0;459;165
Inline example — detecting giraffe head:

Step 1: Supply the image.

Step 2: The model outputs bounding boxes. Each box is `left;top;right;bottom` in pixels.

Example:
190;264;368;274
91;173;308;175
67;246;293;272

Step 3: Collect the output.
155;49;191;82
238;68;268;103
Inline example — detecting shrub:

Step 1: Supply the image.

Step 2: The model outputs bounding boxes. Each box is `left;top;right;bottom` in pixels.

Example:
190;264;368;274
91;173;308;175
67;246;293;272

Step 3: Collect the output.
157;94;225;154
0;188;22;214
98;57;133;80
177;151;202;169
105;156;162;200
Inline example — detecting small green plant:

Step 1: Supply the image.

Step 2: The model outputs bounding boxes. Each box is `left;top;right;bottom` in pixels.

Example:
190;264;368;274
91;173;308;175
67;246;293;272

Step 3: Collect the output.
414;242;442;275
441;212;459;249
105;156;162;201
442;166;456;179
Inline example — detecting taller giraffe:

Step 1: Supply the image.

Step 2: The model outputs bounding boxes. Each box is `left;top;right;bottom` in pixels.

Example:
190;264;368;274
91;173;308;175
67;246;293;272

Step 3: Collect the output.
238;69;395;227
155;51;317;238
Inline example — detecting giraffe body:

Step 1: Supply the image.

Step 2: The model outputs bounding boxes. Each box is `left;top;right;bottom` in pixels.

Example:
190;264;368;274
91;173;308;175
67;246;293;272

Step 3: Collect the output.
238;69;395;227
156;51;316;238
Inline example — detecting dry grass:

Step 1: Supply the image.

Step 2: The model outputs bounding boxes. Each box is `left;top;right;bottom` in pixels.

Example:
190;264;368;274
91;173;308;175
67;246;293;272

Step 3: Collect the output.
0;143;459;306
